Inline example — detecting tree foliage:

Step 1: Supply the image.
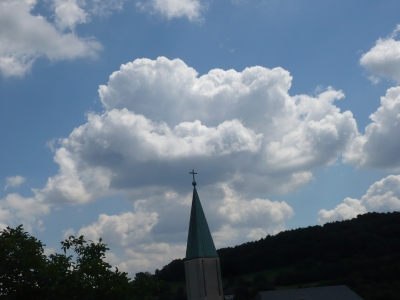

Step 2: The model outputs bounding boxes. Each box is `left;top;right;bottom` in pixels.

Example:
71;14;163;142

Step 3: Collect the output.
131;272;164;300
0;225;47;298
0;226;162;300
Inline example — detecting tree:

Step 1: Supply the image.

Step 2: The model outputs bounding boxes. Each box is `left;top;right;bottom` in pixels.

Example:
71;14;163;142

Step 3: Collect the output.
56;235;132;299
0;225;48;299
0;225;163;299
131;272;164;300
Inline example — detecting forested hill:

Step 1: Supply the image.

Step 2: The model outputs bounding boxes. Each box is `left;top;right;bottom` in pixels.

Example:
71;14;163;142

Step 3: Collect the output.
156;212;400;299
218;211;400;276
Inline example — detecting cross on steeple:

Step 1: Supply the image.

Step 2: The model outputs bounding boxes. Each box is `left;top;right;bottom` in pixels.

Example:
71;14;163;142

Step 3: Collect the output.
189;169;197;186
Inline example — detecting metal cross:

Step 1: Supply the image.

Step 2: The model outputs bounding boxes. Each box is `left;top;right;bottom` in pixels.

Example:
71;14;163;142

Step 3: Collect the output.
189;169;197;182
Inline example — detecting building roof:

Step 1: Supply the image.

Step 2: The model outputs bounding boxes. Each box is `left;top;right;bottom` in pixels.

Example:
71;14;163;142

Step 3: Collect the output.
185;186;218;259
256;286;363;300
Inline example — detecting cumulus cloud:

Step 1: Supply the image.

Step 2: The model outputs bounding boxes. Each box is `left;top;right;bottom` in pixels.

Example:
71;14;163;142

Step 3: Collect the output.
4;176;26;190
214;184;294;246
75;184;293;275
5;57;361;272
2;57;351;216
0;193;50;232
53;0;89;31
0;0;102;77
318;198;367;223
344;86;400;171
62;227;76;239
95;57;357;194
33;146;112;205
136;0;205;22
360;24;400;83
116;244;186;274
44;247;56;256
77;198;185;274
0;208;11;231
346;27;400;170
20;57;358;208
318;175;400;223
78;201;158;247
217;184;294;230
0;0;212;77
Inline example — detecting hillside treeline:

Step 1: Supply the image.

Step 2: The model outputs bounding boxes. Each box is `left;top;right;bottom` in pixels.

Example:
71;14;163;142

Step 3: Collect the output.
156;212;400;300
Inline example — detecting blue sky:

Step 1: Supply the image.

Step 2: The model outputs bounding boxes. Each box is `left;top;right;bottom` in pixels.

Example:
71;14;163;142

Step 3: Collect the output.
1;0;400;275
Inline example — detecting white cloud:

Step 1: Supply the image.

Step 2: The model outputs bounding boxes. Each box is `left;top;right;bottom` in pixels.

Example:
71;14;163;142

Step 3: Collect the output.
0;193;51;232
53;0;89;31
136;0;204;22
75;185;293;275
318;198;367;223
0;0;102;77
64;110;262;159
361;175;400;212
4;176;26;190
118;244;186;275
20;57;358;207
212;224;240;248
9;57;360;273
360;24;400;83
0;0;212;77
44;247;56;256
76;199;186;275
94;57;358;194
346;27;400;171
212;184;293;246
30;108;262;205
33;146;112;205
318;175;400;223
344;86;400;171
218;184;294;228
62;227;76;239
78;201;158;247
247;228;269;241
0;208;11;231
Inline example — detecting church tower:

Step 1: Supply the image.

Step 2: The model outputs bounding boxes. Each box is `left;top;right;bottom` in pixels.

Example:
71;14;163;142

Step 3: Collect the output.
184;170;224;300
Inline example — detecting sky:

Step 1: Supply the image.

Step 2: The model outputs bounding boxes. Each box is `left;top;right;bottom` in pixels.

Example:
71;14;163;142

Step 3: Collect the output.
1;0;400;276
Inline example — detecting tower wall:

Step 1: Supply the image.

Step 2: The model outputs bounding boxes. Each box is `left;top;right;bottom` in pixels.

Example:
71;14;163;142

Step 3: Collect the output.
185;257;223;300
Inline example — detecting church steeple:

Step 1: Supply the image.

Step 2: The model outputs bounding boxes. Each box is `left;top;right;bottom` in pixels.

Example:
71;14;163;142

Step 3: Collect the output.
186;172;218;259
184;170;223;300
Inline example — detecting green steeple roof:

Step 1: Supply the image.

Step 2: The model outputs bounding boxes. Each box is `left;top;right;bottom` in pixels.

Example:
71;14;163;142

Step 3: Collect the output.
185;186;218;260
